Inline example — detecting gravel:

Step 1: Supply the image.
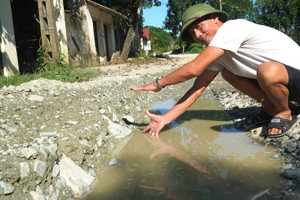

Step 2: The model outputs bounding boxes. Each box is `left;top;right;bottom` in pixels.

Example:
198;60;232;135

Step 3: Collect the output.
0;54;300;199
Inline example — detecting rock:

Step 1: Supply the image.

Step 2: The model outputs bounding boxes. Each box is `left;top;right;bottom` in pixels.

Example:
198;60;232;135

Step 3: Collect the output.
40;131;58;138
282;164;293;170
30;190;45;200
284;142;297;153
27;95;44;101
46;185;58;200
112;112;119;122
292;133;300;141
108;158;119;167
103;116;132;139
96;135;103;147
55;178;66;190
124;115;135;124
0;181;15;195
89;168;97;177
281;193;300;200
20;162;30;178
20;147;38;159
269;154;281;160
65;121;78;125
59;155;94;197
282;168;300;184
52;164;60;178
46;143;58;156
99;108;105;114
0;129;6;136
33;160;47;177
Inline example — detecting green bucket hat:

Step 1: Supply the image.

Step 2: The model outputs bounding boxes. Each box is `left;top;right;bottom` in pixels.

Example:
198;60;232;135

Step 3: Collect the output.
180;4;228;42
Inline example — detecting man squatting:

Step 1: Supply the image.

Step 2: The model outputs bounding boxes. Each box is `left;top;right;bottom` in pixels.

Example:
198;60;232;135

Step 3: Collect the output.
130;3;300;138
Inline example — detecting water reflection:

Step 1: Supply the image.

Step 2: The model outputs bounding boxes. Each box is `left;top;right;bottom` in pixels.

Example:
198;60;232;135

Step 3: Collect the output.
214;126;265;161
143;135;210;174
83;98;284;200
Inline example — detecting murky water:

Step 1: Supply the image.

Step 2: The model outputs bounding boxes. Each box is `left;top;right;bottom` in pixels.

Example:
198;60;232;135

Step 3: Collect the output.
83;98;284;200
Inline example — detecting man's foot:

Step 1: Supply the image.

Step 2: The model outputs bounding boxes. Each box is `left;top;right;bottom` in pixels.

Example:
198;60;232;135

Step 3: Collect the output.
266;115;298;138
243;110;273;131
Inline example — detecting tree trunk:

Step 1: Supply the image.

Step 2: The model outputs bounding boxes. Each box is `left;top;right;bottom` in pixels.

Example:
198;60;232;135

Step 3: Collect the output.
120;0;143;61
120;26;136;60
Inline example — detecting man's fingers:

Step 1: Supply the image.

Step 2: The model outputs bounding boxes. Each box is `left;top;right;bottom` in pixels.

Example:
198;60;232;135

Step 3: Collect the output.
143;125;150;133
145;109;154;117
130;86;143;91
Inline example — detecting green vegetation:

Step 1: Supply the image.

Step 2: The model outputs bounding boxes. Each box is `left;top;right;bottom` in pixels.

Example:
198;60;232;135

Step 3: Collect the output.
148;26;173;53
0;45;102;89
163;0;300;45
0;65;102;89
253;0;300;44
184;43;205;54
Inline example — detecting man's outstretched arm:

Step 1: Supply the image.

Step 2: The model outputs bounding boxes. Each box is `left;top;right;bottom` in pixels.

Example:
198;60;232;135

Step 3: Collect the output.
143;69;220;136
130;46;224;92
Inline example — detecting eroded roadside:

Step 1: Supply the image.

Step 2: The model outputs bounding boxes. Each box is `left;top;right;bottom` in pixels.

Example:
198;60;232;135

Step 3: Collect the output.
0;54;299;199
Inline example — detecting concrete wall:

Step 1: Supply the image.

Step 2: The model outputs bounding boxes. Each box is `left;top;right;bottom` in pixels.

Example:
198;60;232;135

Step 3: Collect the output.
0;0;19;76
54;0;69;63
88;3;119;63
64;0;98;66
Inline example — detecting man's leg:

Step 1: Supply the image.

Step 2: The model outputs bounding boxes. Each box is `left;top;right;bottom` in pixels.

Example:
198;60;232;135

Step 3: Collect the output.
257;62;291;135
221;68;275;115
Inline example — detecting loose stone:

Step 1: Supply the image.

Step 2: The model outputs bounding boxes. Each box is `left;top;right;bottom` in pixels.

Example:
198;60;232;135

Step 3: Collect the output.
33;160;47;177
59;155;94;197
27;95;44;102
20;162;30;178
109;158;119;167
0;181;15;195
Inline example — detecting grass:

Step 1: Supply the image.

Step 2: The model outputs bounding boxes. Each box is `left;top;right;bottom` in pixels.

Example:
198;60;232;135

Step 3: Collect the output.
0;64;103;89
0;47;164;89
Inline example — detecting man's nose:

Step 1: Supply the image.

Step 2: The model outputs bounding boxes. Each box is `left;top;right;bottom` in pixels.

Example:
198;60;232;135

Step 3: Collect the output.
193;28;201;38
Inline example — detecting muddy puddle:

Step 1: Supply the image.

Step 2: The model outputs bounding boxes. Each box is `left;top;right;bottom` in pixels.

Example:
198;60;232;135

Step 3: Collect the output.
83;98;285;200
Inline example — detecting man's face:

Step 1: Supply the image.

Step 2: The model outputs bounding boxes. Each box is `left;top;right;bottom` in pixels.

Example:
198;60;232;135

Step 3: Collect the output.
187;16;219;45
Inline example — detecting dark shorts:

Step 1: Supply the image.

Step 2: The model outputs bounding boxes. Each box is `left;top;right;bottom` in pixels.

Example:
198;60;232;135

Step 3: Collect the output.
250;65;300;102
285;65;300;101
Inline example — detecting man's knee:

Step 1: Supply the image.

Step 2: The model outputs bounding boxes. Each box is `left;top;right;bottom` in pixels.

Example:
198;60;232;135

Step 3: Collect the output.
257;62;289;86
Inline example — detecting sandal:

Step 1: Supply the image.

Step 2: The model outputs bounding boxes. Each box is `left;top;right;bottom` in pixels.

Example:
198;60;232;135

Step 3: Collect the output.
243;110;272;131
267;115;298;138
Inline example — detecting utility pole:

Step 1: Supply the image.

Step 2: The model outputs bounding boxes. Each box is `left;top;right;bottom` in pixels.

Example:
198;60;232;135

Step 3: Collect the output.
220;0;222;11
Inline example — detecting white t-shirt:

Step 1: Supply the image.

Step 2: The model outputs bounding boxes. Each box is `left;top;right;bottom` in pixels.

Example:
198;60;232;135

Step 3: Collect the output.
208;19;300;79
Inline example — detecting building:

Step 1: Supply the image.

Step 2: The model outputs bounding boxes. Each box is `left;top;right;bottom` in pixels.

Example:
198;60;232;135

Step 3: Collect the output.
0;0;139;76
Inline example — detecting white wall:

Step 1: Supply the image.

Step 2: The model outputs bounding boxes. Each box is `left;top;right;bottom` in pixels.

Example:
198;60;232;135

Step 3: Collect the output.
54;0;69;63
0;0;19;76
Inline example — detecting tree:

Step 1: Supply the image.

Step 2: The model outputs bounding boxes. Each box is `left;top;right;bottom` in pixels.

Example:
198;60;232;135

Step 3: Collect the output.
148;26;173;53
165;0;203;38
164;0;254;38
253;0;300;43
216;0;254;19
102;0;161;60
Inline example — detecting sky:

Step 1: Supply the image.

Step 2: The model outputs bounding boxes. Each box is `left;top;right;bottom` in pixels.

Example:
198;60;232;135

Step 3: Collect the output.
143;0;168;28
